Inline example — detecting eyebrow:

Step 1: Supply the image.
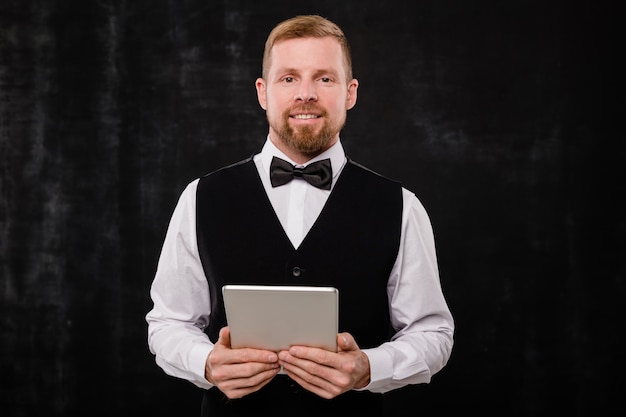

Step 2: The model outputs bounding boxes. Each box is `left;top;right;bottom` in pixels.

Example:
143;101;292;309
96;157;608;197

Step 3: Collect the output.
273;67;340;79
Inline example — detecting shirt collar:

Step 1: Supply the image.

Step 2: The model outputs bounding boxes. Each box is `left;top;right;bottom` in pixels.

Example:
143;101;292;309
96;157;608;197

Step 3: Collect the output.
259;135;346;183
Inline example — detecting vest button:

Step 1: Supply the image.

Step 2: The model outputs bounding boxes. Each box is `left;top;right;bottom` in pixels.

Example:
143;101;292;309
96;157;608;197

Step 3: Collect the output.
292;267;301;277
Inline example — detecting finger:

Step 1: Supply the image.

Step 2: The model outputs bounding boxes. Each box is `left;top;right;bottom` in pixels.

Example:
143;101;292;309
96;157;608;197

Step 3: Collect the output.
219;367;280;399
279;349;342;387
282;366;342;400
284;346;338;370
210;351;280;387
337;332;358;352
216;327;279;365
217;326;231;347
212;347;279;372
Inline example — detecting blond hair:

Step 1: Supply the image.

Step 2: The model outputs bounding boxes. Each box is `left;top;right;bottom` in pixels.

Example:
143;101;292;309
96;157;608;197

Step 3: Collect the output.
262;15;353;82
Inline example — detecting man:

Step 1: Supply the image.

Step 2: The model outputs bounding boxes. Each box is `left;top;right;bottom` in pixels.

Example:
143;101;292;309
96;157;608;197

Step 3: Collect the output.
146;15;454;416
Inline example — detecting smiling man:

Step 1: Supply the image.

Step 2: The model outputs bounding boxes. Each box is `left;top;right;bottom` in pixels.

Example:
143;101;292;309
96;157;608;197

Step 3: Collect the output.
146;15;454;416
256;34;358;162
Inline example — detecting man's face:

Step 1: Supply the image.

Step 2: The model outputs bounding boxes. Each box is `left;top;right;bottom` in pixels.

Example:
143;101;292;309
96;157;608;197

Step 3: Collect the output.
256;37;358;161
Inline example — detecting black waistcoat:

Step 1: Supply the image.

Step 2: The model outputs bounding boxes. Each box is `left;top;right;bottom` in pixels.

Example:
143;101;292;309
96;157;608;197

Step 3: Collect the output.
196;157;402;416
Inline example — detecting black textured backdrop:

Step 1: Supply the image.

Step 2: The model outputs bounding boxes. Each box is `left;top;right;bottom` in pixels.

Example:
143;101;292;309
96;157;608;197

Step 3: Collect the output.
1;1;622;416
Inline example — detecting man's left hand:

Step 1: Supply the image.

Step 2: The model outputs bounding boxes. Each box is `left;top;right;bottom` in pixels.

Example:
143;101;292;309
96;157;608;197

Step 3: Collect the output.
277;332;371;399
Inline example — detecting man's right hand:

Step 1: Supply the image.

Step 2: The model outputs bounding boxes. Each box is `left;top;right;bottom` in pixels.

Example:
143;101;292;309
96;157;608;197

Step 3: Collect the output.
205;326;281;399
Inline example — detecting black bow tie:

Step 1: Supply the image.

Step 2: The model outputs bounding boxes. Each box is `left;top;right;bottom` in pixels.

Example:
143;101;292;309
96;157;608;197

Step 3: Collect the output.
269;156;332;190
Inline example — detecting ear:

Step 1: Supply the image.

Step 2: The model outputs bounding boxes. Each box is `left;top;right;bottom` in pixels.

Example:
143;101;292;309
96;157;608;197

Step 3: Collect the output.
255;78;267;110
346;78;359;110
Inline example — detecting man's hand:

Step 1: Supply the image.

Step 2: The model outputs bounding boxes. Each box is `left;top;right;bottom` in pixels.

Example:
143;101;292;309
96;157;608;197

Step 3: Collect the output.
205;326;281;399
277;332;371;399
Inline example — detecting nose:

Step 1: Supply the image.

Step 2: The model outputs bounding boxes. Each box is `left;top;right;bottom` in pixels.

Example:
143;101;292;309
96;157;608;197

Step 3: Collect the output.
294;79;317;102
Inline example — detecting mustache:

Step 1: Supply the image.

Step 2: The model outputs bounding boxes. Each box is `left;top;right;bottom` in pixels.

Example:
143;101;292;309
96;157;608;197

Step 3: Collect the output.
287;104;326;115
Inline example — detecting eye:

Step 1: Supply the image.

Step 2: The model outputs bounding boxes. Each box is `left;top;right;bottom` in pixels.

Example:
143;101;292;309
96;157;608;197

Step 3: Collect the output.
320;77;332;83
283;76;295;83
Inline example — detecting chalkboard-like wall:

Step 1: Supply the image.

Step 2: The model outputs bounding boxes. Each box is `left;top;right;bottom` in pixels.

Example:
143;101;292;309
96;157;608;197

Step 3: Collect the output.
1;1;622;416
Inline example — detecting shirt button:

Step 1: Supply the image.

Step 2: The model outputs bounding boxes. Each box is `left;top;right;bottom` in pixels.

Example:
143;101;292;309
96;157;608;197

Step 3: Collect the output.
292;267;301;277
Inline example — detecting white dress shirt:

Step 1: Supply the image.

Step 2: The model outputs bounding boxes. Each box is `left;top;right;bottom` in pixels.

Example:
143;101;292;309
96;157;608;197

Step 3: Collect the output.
146;138;454;393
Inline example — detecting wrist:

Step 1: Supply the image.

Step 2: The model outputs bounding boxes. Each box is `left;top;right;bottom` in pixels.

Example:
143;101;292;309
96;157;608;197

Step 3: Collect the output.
354;351;371;389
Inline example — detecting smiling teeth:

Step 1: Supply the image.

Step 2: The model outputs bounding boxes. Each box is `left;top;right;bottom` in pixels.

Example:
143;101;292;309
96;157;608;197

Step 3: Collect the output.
293;114;317;119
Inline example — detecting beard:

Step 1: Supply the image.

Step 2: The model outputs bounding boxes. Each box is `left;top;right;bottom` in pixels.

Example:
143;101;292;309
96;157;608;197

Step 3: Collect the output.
270;105;346;155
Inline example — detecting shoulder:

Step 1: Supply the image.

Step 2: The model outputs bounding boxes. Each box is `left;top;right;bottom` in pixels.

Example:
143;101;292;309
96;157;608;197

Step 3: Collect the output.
201;156;254;178
197;156;255;188
345;158;402;188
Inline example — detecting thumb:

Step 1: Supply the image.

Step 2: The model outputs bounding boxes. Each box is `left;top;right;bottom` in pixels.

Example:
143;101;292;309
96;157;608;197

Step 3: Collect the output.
337;332;358;352
217;326;231;348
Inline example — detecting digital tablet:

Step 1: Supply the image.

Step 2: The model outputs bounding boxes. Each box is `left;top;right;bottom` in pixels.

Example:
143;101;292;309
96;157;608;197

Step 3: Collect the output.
222;285;338;353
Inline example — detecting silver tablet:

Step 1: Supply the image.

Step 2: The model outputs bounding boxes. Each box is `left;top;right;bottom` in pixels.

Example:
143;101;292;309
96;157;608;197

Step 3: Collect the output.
222;284;338;352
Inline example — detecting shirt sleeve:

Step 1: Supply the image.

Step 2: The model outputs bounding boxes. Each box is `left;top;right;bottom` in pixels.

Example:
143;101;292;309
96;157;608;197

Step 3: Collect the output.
145;179;215;389
360;188;455;393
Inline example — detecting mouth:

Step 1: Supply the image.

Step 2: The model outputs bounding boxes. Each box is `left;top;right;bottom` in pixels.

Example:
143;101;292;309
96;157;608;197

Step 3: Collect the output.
290;113;321;120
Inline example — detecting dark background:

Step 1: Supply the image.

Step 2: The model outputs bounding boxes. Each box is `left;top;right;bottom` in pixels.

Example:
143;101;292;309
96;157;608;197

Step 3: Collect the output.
1;0;622;416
